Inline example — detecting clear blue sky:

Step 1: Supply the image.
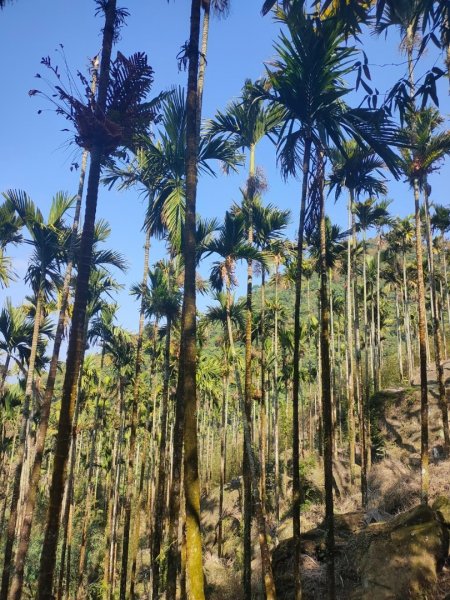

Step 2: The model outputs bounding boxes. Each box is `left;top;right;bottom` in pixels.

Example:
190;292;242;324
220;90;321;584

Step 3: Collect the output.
1;1;449;343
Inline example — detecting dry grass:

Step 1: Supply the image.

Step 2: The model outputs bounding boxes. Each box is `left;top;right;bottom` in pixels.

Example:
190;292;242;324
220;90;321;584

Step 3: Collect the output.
367;457;420;513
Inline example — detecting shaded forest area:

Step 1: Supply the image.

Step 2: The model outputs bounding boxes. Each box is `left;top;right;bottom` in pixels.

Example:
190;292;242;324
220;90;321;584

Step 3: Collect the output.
1;0;450;599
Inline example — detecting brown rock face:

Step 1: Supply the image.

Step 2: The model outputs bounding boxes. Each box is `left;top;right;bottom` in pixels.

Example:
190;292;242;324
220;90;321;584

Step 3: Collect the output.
273;504;450;599
347;505;449;599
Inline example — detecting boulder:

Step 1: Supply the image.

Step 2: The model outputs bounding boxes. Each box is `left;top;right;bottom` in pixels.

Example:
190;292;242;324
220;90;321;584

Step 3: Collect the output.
433;495;450;527
347;504;449;599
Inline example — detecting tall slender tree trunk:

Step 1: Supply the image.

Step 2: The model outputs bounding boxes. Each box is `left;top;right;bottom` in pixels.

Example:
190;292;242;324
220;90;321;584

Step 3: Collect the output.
9;125;95;600
362;232;371;474
0;432;16;535
119;225;151;600
56;402;79;600
182;2;204;597
352;214;366;507
243;142;256;600
129;438;148;598
402;249;414;381
260;270;267;510
76;394;101;599
395;289;404;381
166;6;209;597
318;155;336;600
423;186;450;452
225;288;277;600
375;232;382;391
346;194;356;483
274;261;281;523
37;4;117;596
292;135;311;600
1;288;43;600
152;318;172;599
218;369;229;559
0;354;10;402
413;178;429;503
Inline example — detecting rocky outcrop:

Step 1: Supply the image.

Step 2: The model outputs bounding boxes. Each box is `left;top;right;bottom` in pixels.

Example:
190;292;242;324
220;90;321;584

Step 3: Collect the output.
273;503;450;599
346;504;449;599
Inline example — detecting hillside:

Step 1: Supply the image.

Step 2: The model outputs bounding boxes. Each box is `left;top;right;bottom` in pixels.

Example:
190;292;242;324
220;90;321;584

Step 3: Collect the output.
194;371;450;599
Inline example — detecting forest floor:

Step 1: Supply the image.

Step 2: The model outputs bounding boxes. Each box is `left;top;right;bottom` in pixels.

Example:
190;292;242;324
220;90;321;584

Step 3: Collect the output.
201;363;450;599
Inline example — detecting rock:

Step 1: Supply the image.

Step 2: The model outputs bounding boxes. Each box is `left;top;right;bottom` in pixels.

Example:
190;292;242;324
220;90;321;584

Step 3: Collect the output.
433;495;450;527
347;504;449;599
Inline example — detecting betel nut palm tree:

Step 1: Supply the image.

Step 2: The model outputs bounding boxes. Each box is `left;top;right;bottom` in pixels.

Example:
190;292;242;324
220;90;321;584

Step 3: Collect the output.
34;3;165;596
259;5;400;597
207;79;282;598
205;210;277;599
0;190;74;600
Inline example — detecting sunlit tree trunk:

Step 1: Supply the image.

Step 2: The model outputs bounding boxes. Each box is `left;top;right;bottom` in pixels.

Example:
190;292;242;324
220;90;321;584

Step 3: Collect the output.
119;225;151;600
1;286;43;600
0;432;16;535
395;288;404;381
362;231;371;473
423;186;450;452
243;141;255;600
56;409;78;600
352;214;366;507
413;177;429;503
225;287;277;600
318;155;336;600
152;317;172;599
37;4;117;596
9;53;98;593
76;393;101;598
259;269;267;509
402;249;414;381
274;260;281;522
346;194;356;482
292;135;312;600
182;1;204;597
218;369;229;559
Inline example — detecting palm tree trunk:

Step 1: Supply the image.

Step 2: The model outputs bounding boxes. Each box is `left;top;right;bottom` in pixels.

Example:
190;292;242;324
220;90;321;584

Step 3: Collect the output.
441;236;450;340
346;194;356;483
318;157;336;600
75;394;101;599
0;431;16;535
108;383;126;600
119;225;151;600
218;370;229;559
0;354;10;401
196;0;210;139
352;213;366;507
362;232;371;473
9;140;93;600
402;249;414;381
129;444;147;598
274;262;280;522
375;233;382;390
225;288;277;600
37;4;117;596
329;268;337;458
56;409;78;600
103;433;118;598
182;2;204;597
152;317;172;599
292;135;311;600
423;186;450;452
260;270;267;510
413;177;429;504
243;141;256;600
1;288;42;600
395;288;404;381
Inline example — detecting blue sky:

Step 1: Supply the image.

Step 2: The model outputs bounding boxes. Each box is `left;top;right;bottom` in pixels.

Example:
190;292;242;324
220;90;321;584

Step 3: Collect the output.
1;1;449;343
